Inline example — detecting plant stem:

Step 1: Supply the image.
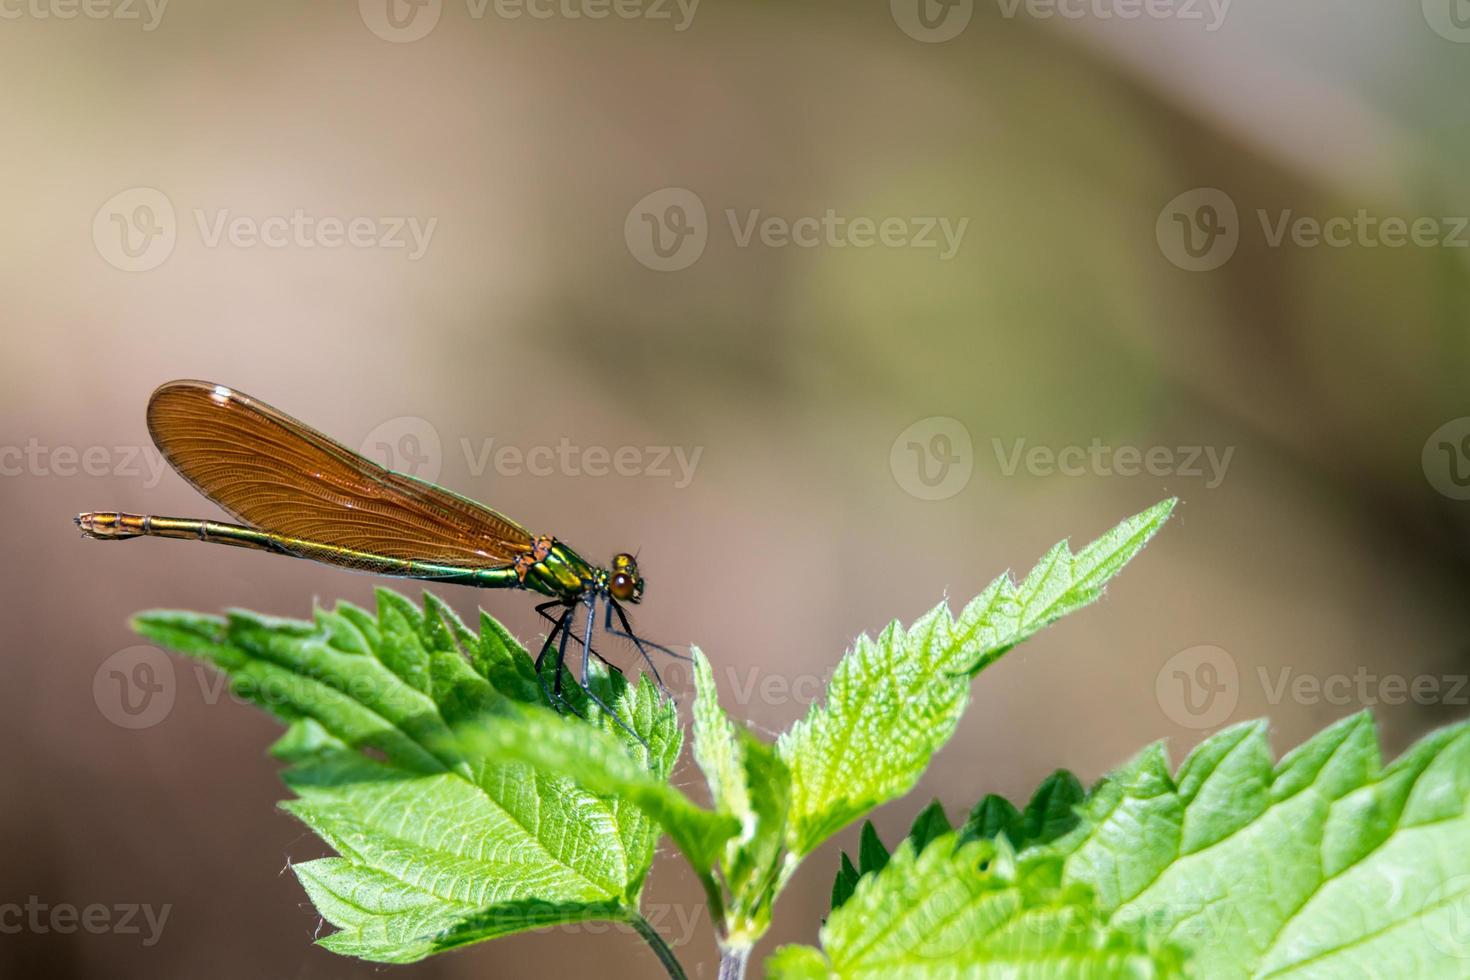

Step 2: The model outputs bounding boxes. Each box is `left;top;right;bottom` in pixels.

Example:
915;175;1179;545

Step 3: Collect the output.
697;870;728;927
627;911;689;980
718;943;751;980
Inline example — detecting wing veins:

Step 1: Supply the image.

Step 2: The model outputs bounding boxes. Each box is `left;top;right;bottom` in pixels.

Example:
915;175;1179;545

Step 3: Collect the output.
145;381;534;569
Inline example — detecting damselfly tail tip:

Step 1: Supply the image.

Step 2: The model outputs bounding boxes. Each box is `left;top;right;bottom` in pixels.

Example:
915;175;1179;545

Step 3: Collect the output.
75;511;145;540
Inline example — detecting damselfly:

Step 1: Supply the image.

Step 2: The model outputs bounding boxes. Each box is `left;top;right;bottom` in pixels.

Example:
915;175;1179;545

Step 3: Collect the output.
76;380;684;735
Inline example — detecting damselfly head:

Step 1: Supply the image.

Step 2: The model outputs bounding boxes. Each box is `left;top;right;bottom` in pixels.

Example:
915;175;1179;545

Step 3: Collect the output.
608;552;644;604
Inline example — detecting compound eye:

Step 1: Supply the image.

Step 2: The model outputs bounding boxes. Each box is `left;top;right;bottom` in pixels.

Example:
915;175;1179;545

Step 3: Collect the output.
609;572;636;602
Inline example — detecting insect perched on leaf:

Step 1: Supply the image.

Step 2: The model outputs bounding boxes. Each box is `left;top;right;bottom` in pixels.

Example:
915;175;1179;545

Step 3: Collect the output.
76;380;685;738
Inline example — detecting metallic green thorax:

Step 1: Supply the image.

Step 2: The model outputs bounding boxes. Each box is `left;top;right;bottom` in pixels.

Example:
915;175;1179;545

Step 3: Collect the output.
501;540;598;600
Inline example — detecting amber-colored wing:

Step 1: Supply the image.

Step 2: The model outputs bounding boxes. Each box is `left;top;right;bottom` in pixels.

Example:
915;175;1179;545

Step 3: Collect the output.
146;380;533;570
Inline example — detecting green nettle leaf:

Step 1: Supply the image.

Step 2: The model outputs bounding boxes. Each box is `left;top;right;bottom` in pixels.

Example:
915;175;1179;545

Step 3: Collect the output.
831;803;953;911
455;688;740;874
831;716;1470;978
691;647;792;940
830;776;1084;915
1042;712;1470;980
769;835;1185;979
905;800;954;854
831;853;861;911
856;822;891;877
116;497;1470;980
134;590;681;964
778;499;1176;856
959;770;1086;851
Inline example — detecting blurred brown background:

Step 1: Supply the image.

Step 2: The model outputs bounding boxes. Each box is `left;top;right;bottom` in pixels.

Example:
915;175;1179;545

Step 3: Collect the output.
4;0;1470;976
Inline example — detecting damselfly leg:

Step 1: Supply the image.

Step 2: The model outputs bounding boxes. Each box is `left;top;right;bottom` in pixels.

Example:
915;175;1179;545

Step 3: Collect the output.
603;599;688;696
531;597;646;747
535;599;623;677
533;604;583;716
573;594;644;744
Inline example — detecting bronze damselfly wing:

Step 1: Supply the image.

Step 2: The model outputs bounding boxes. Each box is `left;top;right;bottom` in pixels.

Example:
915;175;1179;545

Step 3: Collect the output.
76;380;674;735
